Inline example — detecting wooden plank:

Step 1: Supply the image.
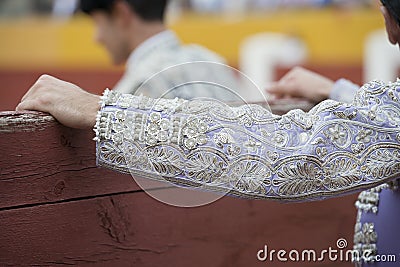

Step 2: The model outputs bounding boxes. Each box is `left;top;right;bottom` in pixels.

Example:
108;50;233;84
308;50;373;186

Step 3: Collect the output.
0;111;357;266
0;190;356;267
0;111;140;210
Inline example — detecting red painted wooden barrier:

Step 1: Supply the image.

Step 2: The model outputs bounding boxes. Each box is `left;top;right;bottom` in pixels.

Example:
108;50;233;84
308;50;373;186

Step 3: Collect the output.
0;111;357;266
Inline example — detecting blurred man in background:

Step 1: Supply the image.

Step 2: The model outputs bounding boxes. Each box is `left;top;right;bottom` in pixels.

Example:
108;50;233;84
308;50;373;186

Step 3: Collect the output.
79;0;237;100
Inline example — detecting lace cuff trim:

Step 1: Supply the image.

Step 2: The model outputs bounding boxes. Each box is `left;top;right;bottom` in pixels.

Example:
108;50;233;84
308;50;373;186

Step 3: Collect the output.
93;88;111;142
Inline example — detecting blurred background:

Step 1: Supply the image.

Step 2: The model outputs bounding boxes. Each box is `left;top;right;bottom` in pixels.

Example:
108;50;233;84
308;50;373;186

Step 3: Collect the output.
0;0;396;110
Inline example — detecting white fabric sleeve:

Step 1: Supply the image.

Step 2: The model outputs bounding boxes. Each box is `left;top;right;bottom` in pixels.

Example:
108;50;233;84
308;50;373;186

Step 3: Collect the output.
329;78;360;103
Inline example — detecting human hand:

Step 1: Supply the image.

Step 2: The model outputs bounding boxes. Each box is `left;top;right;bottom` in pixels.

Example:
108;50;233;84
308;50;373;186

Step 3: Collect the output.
266;67;334;103
16;75;101;129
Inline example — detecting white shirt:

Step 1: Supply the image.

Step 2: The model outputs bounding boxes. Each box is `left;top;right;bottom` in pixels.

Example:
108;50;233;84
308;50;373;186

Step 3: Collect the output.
113;30;239;101
330;78;360;103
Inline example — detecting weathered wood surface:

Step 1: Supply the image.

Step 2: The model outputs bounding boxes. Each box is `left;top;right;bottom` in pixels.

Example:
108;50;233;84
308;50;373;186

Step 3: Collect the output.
0;111;357;267
0;112;141;210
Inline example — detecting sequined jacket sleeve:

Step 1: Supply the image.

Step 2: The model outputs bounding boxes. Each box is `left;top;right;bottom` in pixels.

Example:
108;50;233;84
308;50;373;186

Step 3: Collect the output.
94;80;400;201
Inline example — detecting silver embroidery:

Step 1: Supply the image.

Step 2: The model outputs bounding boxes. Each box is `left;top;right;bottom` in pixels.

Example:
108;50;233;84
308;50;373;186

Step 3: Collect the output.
353;184;389;266
95;80;400;201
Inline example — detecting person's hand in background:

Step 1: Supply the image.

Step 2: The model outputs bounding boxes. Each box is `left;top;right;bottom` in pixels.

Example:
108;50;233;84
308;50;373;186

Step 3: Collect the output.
16;75;101;129
266;66;334;104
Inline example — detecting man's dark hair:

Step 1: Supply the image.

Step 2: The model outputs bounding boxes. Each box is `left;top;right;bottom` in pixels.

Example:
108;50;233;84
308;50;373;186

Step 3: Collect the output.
79;0;168;21
381;0;400;25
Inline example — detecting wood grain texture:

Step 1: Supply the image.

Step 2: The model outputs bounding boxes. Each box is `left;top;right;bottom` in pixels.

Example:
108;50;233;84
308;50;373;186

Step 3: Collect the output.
0;111;357;267
0;111;140;210
0;191;356;267
0;111;55;133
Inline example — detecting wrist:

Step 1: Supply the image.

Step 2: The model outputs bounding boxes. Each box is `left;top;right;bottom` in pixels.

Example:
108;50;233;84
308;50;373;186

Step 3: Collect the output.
315;86;333;103
314;79;334;103
85;93;102;129
93;89;111;141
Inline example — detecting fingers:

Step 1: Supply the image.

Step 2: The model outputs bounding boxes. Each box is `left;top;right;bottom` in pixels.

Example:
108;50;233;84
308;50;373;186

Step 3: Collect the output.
20;82;37;102
21;74;52;102
267;80;296;96
266;82;281;94
265;68;301;96
16;73;101;129
18;74;57;111
16;99;42;112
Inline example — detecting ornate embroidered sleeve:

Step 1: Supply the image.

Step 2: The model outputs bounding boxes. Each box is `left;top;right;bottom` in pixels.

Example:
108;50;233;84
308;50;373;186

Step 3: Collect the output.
94;80;400;201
